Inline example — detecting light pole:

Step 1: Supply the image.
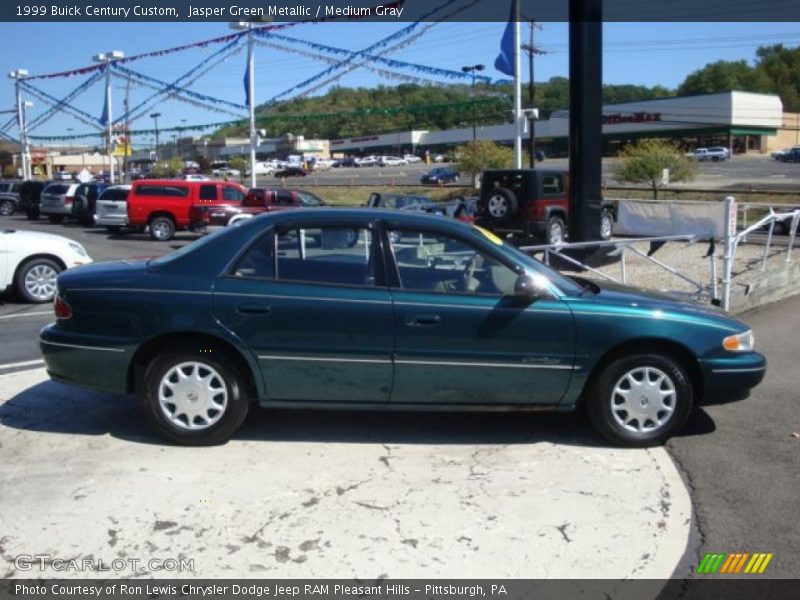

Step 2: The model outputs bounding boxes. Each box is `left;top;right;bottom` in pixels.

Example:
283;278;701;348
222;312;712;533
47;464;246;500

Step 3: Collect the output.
8;69;31;179
150;112;161;161
461;64;485;142
93;50;124;184
522;18;545;168
231;21;257;188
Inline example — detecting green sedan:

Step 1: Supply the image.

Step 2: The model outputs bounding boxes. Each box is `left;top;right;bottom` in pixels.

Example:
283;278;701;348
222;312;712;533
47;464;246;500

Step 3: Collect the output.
40;209;766;447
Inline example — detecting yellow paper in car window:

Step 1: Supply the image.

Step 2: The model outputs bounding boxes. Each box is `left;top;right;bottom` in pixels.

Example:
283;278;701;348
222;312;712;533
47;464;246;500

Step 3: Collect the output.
474;226;504;245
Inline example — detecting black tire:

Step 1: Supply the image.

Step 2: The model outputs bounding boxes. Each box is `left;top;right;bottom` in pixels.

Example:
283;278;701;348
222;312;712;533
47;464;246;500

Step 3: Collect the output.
0;199;15;216
25;208;39;220
142;350;250;446
484;187;518;223
546;215;567;245
15;257;62;303
600;209;614;240
586;353;693;447
149;215;176;241
48;215;65;224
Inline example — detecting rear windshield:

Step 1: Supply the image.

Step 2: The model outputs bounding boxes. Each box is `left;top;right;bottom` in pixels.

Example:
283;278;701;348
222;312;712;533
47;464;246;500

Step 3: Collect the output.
135;185;189;197
43;184;69;195
99;188;130;201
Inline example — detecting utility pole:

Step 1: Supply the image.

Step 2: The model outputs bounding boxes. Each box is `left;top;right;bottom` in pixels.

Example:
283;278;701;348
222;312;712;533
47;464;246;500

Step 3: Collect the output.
122;78;131;182
150;112;161;161
461;64;485;141
8;69;30;179
521;19;545;168
93;50;124;184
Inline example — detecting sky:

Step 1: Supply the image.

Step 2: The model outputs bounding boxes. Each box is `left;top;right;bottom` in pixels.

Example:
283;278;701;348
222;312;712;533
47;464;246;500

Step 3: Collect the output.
1;20;800;144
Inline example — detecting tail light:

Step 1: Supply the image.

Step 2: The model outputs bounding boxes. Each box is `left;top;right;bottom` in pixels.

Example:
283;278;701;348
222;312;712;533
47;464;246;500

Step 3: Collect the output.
53;295;72;320
64;196;74;205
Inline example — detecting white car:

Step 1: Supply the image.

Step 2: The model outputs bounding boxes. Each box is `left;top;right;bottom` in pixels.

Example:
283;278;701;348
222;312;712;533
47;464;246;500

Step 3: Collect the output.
182;174;210;181
356;156;379;167
94;185;131;232
212;168;241;178
379;156;408;167
245;162;275;177
0;228;92;303
403;154;422;163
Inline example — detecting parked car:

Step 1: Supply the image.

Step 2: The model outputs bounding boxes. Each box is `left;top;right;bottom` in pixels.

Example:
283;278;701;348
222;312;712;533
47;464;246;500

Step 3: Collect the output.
0;180;22;216
17;180;52;220
379;156;408;167
53;171;74;181
403;154;422;164
190;188;327;233
421;167;460;185
686;147;729;162
333;157;360;168
274;166;309;178
39;182;81;223
182;174;211;181
71;182;110;226
310;158;334;170
1;227;91;302
475;169;616;244
41;209;766;446
366;193;437;213
356;156;379;167
126;179;247;241
778;148;800;163
94;185;132;232
432;153;446;163
245;162;275;177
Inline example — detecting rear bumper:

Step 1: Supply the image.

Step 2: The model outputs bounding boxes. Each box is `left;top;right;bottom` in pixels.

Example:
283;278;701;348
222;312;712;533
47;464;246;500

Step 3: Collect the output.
699;352;767;402
41;204;70;215
95;214;128;227
40;324;131;394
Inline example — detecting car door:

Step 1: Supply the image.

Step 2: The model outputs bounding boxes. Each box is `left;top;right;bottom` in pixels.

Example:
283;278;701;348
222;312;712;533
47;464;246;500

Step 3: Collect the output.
385;225;576;405
213;219;394;403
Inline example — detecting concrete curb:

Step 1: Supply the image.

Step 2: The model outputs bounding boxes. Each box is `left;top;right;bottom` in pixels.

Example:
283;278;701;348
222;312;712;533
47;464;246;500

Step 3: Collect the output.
0;369;692;580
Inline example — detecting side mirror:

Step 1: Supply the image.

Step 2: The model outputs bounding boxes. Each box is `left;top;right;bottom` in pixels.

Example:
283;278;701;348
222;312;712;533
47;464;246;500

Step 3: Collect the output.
513;273;547;299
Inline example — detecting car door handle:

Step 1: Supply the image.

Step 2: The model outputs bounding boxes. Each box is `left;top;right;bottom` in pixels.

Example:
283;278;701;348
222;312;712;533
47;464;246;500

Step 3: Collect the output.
405;314;441;327
236;303;272;315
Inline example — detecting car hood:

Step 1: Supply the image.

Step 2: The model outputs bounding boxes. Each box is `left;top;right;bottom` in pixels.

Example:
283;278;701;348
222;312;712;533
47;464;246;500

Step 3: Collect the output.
2;229;79;248
577;278;745;330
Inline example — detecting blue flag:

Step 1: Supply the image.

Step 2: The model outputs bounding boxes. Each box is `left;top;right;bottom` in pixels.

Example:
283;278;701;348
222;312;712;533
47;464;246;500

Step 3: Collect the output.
494;0;516;77
243;60;251;106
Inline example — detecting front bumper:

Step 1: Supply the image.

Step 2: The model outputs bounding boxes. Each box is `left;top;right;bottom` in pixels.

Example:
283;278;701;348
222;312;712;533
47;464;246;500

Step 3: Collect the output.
40;323;131;394
699;352;767;402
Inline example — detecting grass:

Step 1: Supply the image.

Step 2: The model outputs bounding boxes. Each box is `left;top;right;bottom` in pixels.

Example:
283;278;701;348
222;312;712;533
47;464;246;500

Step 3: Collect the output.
296;185;474;206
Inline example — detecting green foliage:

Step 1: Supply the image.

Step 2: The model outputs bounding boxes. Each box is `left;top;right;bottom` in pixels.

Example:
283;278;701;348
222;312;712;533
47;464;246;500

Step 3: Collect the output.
228;156;248;181
149;156;184;178
455;140;514;175
614;139;697;199
2;164;17;178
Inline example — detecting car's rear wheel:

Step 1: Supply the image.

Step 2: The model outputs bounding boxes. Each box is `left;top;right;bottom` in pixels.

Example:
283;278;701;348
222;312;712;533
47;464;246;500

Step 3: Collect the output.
546;215;567;245
15;258;62;303
485;187;518;223
0;199;15;216
586;353;693;447
600;210;614;240
142;351;250;446
149;216;175;241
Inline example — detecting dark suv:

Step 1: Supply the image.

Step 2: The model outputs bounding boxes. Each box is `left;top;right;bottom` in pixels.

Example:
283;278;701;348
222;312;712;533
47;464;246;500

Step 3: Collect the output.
0;180;22;216
17;180;53;220
72;182;110;226
475;169;614;244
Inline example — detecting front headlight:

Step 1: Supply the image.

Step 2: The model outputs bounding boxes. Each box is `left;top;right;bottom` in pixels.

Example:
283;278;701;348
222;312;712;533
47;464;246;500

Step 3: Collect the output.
723;330;754;352
67;241;87;257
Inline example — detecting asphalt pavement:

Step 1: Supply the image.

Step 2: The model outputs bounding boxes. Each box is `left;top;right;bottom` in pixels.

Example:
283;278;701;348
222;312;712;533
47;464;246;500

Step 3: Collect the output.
667;293;800;580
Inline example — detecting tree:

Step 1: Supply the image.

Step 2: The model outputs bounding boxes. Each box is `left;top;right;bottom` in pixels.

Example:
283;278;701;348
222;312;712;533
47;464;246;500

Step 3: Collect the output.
677;59;771;97
149;156;183;178
228;156;249;184
755;44;800;112
613;139;697;199
455;140;514;179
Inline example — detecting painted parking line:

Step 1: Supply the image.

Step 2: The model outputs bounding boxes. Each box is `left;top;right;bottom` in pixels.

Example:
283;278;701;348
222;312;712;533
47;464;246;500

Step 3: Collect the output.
0;358;45;371
0;310;53;320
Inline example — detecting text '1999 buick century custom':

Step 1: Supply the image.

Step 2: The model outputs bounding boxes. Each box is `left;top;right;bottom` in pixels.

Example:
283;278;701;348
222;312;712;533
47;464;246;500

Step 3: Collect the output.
40;209;766;446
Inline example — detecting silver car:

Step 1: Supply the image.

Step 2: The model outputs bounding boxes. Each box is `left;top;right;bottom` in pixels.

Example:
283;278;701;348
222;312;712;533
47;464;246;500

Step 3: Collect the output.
40;183;80;223
94;185;131;232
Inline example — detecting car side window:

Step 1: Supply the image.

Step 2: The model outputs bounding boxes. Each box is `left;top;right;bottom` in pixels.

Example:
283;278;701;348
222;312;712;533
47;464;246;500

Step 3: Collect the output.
296;192;323;207
199;184;218;201
276;226;375;287
232;233;275;279
389;229;517;296
223;186;245;202
541;175;564;195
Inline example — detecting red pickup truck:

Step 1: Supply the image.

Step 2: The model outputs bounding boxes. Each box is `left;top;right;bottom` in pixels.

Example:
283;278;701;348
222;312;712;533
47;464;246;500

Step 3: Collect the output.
189;188;326;232
127;179;247;241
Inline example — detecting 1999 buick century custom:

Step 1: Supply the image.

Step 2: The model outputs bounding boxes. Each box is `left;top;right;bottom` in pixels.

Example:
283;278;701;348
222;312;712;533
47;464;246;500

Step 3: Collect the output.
40;209;766;446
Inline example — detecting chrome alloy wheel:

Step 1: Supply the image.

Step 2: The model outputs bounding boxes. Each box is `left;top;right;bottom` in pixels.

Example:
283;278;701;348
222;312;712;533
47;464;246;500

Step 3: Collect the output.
487;194;508;218
151;220;172;240
158;362;228;430
610;366;676;433
24;263;59;302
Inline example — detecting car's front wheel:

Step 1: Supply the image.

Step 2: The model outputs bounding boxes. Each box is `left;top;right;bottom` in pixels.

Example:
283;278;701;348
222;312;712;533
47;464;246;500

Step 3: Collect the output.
600;210;614;240
586;353;693;447
149;216;176;241
142;351;250;446
15;257;62;303
546;215;567;245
